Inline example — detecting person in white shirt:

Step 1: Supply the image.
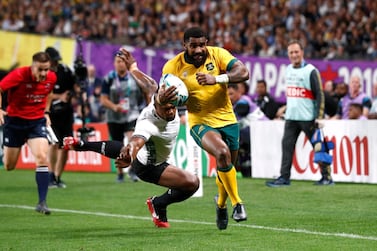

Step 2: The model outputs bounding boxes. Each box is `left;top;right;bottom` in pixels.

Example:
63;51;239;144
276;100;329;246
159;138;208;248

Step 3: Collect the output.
63;88;199;229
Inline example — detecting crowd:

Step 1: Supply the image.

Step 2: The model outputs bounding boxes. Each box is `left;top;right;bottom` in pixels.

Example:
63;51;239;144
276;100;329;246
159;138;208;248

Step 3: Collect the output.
1;0;377;60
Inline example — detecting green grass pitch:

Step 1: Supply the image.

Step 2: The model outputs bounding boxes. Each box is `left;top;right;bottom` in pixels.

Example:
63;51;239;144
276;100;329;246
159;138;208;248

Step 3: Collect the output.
1;169;376;250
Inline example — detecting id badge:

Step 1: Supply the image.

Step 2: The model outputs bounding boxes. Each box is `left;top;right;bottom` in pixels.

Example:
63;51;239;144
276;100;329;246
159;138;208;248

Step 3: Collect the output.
120;97;130;113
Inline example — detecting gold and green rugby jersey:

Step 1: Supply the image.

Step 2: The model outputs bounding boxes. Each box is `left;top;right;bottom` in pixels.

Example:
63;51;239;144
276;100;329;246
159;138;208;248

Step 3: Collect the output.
162;46;238;128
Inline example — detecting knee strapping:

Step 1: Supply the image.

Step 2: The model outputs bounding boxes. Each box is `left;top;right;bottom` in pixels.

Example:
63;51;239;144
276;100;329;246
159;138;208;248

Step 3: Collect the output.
218;164;233;172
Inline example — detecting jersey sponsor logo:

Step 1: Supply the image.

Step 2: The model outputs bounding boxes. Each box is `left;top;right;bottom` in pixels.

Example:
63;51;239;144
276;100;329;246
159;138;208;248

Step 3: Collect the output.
26;94;45;103
206;62;214;71
286;86;314;99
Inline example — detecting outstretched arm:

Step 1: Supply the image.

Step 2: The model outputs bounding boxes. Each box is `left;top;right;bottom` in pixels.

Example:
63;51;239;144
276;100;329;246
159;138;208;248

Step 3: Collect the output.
119;48;158;104
116;136;146;168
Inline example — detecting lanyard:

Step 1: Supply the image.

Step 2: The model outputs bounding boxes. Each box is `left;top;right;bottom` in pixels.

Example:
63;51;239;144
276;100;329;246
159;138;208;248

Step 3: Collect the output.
115;73;130;98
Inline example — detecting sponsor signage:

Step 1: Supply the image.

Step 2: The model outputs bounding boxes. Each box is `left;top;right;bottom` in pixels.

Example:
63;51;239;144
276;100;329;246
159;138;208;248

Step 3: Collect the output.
251;120;377;183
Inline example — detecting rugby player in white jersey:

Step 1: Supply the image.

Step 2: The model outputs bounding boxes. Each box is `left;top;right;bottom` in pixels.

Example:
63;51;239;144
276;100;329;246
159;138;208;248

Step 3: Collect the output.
64;84;199;228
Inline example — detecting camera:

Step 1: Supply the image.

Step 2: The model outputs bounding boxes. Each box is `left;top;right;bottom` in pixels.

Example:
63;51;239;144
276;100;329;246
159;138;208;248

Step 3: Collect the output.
74;36;88;84
74;57;87;83
115;50;123;57
73;35;94;140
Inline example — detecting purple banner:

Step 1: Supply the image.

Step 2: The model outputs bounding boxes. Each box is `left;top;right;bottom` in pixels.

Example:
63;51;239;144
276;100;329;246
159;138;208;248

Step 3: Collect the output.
78;41;377;103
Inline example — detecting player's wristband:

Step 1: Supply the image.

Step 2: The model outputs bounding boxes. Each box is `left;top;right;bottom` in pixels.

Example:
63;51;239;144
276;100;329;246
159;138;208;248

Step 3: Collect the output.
155;94;165;105
215;74;229;84
44;111;50;115
129;62;138;72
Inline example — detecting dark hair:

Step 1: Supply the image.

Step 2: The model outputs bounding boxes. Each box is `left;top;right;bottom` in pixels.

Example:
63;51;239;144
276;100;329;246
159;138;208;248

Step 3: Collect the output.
228;82;249;94
257;79;267;87
45;47;62;61
183;27;208;42
32;52;51;63
287;39;303;50
349;103;363;111
228;83;239;90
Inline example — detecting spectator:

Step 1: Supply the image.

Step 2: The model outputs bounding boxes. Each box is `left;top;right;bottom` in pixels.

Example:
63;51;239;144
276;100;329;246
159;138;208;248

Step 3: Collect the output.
324;81;348;119
86;64;105;122
322;80;338;118
332;81;349;104
254;79;279;119
1;12;24;31
334;76;372;119
348;103;367;120
368;82;377;119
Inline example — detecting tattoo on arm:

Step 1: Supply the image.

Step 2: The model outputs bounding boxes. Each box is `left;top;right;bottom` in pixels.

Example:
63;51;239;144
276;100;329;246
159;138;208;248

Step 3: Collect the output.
227;61;249;83
130;70;158;104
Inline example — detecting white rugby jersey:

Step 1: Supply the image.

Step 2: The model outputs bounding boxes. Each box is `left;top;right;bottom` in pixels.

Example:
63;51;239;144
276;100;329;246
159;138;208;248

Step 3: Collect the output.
133;99;180;165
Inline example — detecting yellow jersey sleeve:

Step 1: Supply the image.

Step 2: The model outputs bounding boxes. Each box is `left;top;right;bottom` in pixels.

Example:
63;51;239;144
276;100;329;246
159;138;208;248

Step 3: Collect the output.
162;47;238;128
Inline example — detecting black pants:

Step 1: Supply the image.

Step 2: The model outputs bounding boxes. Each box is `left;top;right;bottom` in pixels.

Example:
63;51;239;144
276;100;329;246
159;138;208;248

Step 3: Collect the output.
280;120;316;180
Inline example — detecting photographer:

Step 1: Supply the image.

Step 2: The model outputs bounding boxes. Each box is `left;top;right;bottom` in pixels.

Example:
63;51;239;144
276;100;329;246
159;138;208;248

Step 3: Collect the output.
101;48;157;183
45;47;77;188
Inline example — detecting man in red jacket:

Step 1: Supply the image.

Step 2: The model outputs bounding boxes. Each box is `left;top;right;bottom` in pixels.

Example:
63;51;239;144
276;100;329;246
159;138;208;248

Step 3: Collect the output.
0;51;57;214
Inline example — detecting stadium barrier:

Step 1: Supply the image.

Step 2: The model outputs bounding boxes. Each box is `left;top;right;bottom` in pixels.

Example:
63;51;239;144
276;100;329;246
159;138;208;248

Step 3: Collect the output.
251;120;377;184
12;120;377;184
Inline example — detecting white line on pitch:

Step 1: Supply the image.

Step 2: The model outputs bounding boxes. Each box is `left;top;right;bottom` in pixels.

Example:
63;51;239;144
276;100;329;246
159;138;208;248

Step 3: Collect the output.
1;204;376;241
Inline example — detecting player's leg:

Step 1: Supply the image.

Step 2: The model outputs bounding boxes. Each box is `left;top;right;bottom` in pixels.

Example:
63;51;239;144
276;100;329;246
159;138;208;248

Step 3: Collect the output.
134;160;199;228
2;117;24;171
28;137;51;215
190;125;228;206
2;146;21;171
201;125;247;223
157;164;199;194
64;138;124;158
108;122;127;182
200;128;243;207
48;144;59;187
53;123;72;188
211;137;247;223
54;147;69;187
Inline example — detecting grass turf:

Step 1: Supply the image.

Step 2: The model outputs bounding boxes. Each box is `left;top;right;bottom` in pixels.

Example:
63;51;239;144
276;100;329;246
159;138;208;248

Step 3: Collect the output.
0;169;376;250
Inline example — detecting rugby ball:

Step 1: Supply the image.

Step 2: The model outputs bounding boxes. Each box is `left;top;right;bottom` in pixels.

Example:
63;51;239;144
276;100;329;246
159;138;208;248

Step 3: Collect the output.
159;73;189;106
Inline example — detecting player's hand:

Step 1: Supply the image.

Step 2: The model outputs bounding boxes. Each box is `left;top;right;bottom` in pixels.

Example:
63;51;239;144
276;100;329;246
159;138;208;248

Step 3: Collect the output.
117;145;132;167
45;114;51;126
115;157;130;168
0;109;7;125
196;72;216;85
118;48;137;70
157;83;177;105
